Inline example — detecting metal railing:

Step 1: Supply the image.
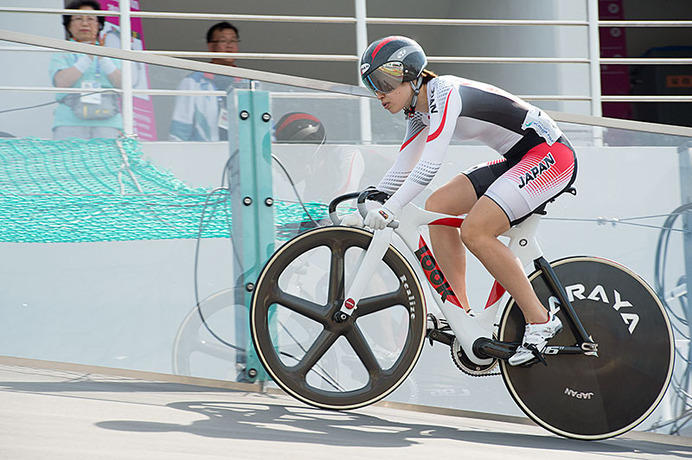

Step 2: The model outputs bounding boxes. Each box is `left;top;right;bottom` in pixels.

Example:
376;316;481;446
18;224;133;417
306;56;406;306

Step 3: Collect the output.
1;1;691;134
2;28;692;141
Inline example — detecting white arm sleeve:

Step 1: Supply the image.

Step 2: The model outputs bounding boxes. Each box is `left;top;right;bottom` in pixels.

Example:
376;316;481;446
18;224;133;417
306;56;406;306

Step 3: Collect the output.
386;81;462;213
376;112;428;196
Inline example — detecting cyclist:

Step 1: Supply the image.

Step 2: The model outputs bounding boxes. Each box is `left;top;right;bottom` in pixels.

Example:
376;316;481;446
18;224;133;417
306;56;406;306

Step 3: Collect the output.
350;36;577;366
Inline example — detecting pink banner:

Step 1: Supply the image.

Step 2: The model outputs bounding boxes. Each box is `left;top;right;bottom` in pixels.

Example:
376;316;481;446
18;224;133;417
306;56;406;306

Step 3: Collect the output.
99;0;157;140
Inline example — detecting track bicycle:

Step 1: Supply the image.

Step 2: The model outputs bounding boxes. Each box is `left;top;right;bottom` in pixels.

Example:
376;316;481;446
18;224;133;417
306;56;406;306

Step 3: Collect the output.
249;188;675;440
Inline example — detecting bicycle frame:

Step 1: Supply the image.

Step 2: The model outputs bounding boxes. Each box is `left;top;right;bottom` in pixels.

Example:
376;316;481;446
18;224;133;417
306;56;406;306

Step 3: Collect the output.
336;198;595;366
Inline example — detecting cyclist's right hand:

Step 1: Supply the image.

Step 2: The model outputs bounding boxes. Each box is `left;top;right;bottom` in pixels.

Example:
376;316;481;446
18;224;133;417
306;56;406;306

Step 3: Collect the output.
341;211;364;227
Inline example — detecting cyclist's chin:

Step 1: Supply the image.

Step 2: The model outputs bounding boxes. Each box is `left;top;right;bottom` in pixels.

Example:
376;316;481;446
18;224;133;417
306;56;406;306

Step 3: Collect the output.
384;103;402;114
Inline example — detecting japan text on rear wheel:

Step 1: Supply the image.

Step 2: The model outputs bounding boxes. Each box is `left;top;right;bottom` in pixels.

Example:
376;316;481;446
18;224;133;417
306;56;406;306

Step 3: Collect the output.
499;256;675;440
250;226;427;410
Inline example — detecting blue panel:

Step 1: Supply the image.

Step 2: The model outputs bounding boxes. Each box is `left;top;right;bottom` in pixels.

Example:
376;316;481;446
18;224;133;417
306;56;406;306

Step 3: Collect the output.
229;89;274;382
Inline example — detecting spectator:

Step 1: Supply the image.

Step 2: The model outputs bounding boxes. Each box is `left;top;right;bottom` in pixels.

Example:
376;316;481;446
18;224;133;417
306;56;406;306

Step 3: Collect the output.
49;0;122;140
169;21;250;142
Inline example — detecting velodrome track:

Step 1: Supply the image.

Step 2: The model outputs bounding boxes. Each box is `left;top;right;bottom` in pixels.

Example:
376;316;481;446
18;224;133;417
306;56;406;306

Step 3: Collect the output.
0;356;690;460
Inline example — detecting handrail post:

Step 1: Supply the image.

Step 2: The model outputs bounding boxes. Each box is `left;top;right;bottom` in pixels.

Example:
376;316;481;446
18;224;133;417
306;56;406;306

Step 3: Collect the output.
355;0;372;144
118;0;134;136
587;0;603;146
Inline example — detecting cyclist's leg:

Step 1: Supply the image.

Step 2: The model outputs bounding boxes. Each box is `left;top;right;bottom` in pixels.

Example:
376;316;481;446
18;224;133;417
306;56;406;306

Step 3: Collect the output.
426;158;515;311
463;140;576;324
425;174;477;312
461;197;548;323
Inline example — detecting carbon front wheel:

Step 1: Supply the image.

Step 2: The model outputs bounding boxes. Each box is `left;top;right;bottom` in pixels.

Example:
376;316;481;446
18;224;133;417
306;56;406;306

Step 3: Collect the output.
250;226;427;410
499;256;674;440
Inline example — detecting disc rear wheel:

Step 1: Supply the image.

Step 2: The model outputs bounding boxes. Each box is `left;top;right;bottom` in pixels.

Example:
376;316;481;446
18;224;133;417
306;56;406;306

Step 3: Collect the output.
499;256;674;440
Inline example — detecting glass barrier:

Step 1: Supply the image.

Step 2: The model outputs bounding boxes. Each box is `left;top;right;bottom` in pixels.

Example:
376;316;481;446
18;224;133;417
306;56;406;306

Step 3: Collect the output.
1;44;691;435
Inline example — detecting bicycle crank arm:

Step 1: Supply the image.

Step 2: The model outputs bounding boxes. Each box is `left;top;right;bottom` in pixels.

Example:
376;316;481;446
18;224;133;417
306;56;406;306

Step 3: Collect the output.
472;337;517;360
427;328;454;347
543;345;593;355
473;338;598;360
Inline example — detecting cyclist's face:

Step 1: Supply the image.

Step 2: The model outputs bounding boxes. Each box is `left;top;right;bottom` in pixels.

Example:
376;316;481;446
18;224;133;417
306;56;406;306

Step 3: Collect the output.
375;82;413;114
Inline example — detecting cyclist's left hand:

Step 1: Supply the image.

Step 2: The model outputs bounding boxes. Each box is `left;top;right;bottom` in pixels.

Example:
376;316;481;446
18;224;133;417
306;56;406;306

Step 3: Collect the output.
364;206;395;230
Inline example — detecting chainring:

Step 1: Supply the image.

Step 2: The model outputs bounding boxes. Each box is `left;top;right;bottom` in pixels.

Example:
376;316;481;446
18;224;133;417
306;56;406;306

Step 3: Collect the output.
450;337;499;377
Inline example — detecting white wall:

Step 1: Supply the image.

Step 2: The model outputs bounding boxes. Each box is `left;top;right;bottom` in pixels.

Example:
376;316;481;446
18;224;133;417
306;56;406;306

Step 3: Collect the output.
0;139;686;423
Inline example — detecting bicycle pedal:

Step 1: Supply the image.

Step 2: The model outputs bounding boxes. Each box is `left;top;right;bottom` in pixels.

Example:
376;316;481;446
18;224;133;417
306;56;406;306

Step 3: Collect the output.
427;313;449;330
426;313;440;328
426;313;437;331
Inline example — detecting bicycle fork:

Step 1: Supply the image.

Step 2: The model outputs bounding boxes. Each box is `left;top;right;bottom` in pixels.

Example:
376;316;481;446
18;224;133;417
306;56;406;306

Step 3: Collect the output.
333;227;394;323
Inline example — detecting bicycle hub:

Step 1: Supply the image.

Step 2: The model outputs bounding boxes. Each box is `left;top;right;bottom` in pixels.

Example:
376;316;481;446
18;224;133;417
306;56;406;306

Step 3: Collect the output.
333;311;349;323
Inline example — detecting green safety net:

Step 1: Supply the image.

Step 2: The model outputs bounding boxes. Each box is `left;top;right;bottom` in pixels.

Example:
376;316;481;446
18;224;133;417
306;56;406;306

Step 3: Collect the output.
0;137;327;243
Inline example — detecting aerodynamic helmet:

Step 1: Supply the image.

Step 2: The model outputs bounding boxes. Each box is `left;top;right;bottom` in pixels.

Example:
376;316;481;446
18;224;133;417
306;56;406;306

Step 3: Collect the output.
359;36;427;94
274;112;326;144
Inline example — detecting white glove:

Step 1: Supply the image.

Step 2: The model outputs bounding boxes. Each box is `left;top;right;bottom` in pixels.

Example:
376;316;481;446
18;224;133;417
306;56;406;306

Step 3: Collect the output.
340;211;364;227
364;206;395;230
73;54;93;73
98;57;118;75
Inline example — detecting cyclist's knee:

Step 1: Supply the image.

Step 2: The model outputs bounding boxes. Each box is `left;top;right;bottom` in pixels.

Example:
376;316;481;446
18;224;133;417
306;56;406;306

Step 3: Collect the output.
460;218;483;250
461;213;498;250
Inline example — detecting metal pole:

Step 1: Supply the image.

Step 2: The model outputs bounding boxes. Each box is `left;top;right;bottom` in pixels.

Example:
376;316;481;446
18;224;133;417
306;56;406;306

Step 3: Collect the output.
586;0;602;117
119;0;134;135
355;0;372;144
586;0;603;146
